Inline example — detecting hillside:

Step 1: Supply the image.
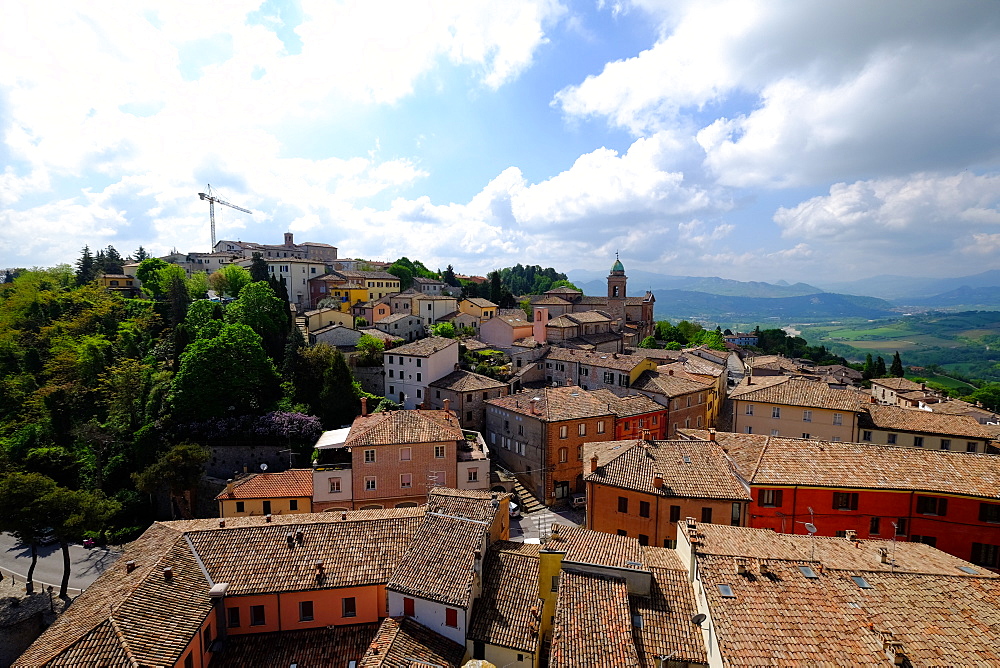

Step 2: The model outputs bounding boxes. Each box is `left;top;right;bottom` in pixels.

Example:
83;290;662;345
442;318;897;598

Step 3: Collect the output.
570;269;823;299
651;291;896;322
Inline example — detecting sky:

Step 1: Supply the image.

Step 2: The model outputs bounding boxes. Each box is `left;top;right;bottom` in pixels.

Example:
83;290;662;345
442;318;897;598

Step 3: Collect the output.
2;0;999;284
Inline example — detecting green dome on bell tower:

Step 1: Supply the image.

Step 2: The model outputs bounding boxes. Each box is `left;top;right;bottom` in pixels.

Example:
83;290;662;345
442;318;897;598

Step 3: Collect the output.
611;252;625;274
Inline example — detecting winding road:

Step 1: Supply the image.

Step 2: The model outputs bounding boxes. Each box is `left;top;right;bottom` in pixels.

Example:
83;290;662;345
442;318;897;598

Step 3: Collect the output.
0;533;121;594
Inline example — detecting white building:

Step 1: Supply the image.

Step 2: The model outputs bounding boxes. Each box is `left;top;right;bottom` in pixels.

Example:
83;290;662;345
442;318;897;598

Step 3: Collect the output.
384;337;459;409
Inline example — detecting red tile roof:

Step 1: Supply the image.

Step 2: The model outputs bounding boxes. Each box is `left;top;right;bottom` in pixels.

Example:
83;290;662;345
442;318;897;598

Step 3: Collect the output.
346;410;464;447
215;469;313;500
548;571;641;668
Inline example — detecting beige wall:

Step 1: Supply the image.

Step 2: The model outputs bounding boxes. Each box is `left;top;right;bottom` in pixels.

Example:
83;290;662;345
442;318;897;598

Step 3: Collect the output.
860;428;986;453
731;400;857;441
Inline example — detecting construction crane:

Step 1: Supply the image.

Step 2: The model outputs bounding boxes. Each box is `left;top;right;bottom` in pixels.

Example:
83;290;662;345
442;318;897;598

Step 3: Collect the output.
198;184;251;251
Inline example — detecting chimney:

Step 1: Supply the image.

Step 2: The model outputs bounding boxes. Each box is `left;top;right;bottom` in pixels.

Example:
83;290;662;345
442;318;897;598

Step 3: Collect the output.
736;559;749;575
879;547;890;564
125;560;136;574
163;567;173;581
341;512;347;521
224;478;234;495
265;513;272;522
443;398;451;413
296;529;304;544
709;428;716;442
845;529;857;542
286;532;295;547
653;473;664;488
590;455;598;473
315;561;324;580
668;369;673;376
361;397;368;417
218;519;226;528
565;379;572;387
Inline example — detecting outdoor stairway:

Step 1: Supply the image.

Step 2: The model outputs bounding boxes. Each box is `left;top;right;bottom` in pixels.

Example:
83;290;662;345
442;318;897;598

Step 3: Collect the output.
511;475;546;514
294;316;309;339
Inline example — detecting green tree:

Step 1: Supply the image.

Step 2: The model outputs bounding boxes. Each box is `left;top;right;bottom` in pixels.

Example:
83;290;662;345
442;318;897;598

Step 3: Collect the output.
46;486;120;596
441;264;459;286
249;253;270;283
227;281;288;359
874;355;887;378
862;353;875;380
549;279;579;291
355;316;368;328
638;335;659;349
209;264;252;298
171;323;280;420
0;472;58;593
356;333;385;366
100;245;125;274
664;341;683;350
135;258;169;298
133;442;210;521
184;300;225;337
890;351;904;377
75;246;96;285
430;322;456;338
968;383;1000;412
186;272;210;299
387;263;413;290
132;246;149;262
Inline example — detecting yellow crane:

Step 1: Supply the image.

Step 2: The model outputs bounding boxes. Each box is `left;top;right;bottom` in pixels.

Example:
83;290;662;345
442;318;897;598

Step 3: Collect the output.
198;184;251;251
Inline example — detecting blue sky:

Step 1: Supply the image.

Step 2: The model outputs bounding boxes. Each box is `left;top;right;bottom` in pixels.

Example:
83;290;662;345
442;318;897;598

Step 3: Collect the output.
2;0;999;284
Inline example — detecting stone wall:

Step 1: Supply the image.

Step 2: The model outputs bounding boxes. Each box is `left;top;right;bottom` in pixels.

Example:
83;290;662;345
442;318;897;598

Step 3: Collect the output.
353;365;385;396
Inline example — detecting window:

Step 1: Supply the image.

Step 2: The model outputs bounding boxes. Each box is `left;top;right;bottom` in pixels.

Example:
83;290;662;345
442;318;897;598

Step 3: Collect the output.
558;425;569;439
365;476;376;491
577;445;583;461
364;449;376;463
772;407;781;418
559;447;568;463
329;477;341;493
731;503;741;526
185;654;194;668
771;429;780;436
980;503;1000;523
968;442;978;453
400;473;412;489
862;430;873;442
434;445;445;458
895;518;908;536
596;419;606;434
518;424;524;435
299;600;314;621
617;529;627;536
445;608;458;627
466;411;472;421
578;423;587;436
701;508;713;523
416;372;421;382
916;495;947;516
887;433;897;444
400;447;412;461
870;516;880;535
604;371;615;384
618;373;629;386
468;467;478;482
802;410;812;422
745;404;754;416
289;499;298;511
389;369;394;378
416;359;421;367
669;505;681;522
235;501;245;513
910;535;937;547
250;605;266;626
227;607;241;628
342;597;357;618
759;489;783;507
639;501;650;518
745;426;753;434
971;542;1000;568
638;534;649;546
833;492;859;510
802;433;810;439
618;497;629;513
416;389;422;398
403;597;415;617
833;412;843;425
913;436;924;448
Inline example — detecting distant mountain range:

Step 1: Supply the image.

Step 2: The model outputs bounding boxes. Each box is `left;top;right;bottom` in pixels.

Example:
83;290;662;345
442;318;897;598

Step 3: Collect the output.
566;267;1000;322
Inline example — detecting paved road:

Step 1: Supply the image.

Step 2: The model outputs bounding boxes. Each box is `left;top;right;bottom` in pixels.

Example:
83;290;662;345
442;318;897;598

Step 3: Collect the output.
0;533;122;594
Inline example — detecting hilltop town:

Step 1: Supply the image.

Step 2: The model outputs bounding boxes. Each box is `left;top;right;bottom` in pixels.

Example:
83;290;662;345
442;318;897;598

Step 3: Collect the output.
4;234;1000;667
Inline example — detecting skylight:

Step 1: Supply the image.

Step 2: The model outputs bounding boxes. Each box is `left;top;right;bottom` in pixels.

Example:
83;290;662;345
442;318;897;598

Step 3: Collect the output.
850;576;872;589
798;566;819;579
717;584;735;598
958;566;979;575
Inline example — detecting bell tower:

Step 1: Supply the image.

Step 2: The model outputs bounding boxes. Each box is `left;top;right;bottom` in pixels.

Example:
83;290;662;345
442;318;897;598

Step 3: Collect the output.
607;253;627;323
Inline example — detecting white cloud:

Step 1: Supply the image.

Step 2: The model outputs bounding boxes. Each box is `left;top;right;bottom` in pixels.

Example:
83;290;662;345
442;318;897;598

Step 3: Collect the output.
556;0;1000;188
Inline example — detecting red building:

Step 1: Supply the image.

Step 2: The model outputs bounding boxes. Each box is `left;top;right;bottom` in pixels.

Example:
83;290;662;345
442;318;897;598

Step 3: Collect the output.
589;389;668;440
691;430;1000;570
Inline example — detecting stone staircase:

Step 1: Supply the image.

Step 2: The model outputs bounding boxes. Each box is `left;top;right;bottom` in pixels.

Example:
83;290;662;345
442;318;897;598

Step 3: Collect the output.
295;316;309;340
510;475;546;514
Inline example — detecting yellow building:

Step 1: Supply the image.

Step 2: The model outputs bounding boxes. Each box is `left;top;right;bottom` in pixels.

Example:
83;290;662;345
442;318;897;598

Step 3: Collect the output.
215;469;314;517
459;298;498;324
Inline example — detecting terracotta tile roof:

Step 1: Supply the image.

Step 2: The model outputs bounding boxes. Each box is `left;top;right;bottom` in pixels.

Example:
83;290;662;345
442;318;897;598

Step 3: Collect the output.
462;297;498;308
632;369;712;397
931;399;999;419
706;431;1000;499
334;269;400;281
215;469;313;501
494;314;531;326
389;336;457;357
358;617;466;667
728;377;868;412
548;571;641;668
412;276;445;285
588;389;665;418
544;524;646;571
428;369;507;392
545;348;652;372
630;558;708;665
487;386;615;422
39;621;131;667
584;439;751;501
427;488;511;523
378;312;422;324
746;354;804;372
346;410;464;447
533;295;572;305
210;624;380;668
860;403;994;439
468;541;542;653
386;513;489;609
871;377;925;391
555;310;614;325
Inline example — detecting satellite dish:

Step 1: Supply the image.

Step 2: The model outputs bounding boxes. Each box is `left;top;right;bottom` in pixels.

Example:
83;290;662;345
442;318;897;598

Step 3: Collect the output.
804;523;817;534
260;463;268;471
691;613;707;626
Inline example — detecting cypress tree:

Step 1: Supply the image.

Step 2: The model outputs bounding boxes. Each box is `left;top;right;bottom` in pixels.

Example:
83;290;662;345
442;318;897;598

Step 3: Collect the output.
862;353;874;380
890;351;904;378
75;246;96;285
874;355;887;378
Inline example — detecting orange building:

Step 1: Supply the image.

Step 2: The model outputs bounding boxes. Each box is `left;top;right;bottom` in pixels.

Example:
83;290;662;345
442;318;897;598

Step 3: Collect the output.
584;436;750;547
